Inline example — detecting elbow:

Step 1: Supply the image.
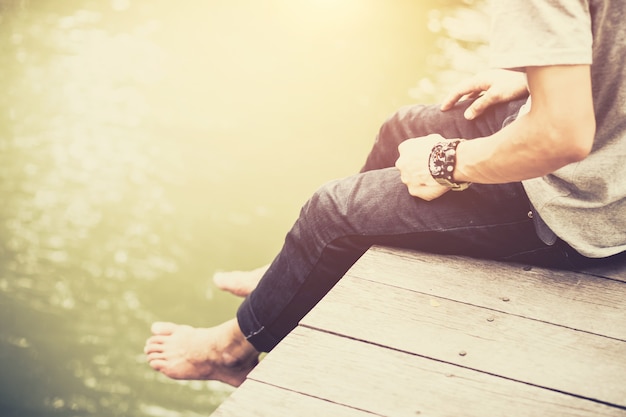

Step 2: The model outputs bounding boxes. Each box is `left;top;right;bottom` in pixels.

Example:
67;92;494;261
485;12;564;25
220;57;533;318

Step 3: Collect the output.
545;115;595;166
565;119;595;163
562;135;594;164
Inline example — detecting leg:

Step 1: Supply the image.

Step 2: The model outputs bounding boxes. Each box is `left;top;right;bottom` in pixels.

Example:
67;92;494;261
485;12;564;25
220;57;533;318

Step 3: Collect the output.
361;98;527;171
232;100;534;350
213;98;528;298
146;169;577;384
146;99;543;381
237;167;578;353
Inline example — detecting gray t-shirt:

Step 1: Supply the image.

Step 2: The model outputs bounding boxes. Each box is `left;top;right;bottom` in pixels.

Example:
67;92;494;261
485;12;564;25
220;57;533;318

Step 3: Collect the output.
489;0;626;258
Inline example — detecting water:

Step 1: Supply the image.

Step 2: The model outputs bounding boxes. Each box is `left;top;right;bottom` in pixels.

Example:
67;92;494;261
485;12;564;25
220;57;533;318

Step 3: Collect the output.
0;1;487;415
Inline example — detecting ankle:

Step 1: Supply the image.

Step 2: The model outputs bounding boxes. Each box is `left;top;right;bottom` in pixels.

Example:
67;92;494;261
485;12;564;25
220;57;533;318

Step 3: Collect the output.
218;319;260;368
221;349;258;371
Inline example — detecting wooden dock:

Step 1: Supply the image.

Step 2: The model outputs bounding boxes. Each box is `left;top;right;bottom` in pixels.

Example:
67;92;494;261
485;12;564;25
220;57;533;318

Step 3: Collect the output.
211;245;626;416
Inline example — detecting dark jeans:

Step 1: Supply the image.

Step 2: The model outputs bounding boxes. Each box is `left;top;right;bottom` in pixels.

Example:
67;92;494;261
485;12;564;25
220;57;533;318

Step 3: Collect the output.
236;98;588;352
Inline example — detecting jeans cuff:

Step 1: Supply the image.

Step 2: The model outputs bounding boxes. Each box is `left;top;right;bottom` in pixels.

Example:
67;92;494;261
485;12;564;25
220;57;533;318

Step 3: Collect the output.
236;298;280;352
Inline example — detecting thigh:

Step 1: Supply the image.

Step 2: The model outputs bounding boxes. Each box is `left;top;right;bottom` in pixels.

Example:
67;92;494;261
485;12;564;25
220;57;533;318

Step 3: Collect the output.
239;167;579;352
361;98;527;172
319;167;550;262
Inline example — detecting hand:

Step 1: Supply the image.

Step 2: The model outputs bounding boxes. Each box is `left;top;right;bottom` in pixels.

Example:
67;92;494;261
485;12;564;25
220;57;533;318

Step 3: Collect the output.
395;134;450;201
440;69;529;120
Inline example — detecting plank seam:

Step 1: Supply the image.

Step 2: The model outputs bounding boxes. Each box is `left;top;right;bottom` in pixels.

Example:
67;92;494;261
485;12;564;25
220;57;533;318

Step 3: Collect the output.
370;245;626;284
244;378;386;416
299;323;626;412
346;273;626;343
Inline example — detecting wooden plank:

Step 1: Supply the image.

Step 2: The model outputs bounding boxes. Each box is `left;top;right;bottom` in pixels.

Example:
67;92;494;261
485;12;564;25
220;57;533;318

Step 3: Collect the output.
346;246;626;341
577;250;626;283
211;379;374;417
301;276;626;407
247;326;624;417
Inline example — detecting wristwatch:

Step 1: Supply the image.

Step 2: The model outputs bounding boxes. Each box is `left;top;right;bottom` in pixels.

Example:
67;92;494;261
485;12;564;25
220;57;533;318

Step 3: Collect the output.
428;140;471;191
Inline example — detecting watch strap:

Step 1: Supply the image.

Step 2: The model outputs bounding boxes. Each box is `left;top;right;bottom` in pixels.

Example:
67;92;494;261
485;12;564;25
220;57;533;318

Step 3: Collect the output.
428;140;471;191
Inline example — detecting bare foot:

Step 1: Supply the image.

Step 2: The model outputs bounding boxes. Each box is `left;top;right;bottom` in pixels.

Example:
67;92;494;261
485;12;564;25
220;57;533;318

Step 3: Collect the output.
213;264;269;297
144;319;259;387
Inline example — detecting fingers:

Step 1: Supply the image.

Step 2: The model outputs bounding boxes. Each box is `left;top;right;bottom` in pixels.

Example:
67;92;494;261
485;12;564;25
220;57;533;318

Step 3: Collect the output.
440;74;488;111
463;94;488;120
443;70;529;118
407;184;449;201
443;87;497;120
463;89;506;120
440;87;475;111
396;135;451;201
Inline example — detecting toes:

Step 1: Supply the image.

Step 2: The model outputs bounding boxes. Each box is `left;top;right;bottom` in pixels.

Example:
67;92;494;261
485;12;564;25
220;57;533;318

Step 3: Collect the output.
212;271;231;289
147;359;185;380
146;351;166;362
144;341;161;355
151;321;178;335
144;334;171;354
148;358;166;372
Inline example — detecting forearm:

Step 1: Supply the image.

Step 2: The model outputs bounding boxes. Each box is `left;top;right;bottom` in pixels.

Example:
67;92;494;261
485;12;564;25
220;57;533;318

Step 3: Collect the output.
453;66;595;185
396;66;595;201
455;115;584;184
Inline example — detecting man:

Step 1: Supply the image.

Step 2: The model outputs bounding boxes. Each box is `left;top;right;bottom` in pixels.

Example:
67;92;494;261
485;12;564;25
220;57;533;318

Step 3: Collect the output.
144;0;625;387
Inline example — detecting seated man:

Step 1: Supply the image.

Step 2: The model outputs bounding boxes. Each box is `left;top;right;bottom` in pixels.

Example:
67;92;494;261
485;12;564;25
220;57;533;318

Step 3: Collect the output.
144;0;625;387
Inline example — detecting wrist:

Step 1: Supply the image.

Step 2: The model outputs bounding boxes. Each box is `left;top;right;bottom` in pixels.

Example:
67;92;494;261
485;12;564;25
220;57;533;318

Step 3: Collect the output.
428;139;471;191
452;139;470;183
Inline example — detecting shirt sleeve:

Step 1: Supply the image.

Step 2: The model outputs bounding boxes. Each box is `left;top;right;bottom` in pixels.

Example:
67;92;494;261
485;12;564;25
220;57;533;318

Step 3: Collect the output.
489;0;593;70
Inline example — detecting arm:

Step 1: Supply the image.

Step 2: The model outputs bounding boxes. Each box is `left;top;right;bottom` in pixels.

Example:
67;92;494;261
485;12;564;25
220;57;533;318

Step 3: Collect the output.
395;65;595;200
454;65;595;183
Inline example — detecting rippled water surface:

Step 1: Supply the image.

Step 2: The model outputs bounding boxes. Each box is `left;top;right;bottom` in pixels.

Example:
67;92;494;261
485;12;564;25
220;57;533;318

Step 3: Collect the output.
0;1;486;415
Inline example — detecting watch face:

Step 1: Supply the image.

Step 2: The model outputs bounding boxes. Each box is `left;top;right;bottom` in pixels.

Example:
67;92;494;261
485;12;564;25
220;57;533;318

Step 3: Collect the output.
429;140;470;191
429;140;461;181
